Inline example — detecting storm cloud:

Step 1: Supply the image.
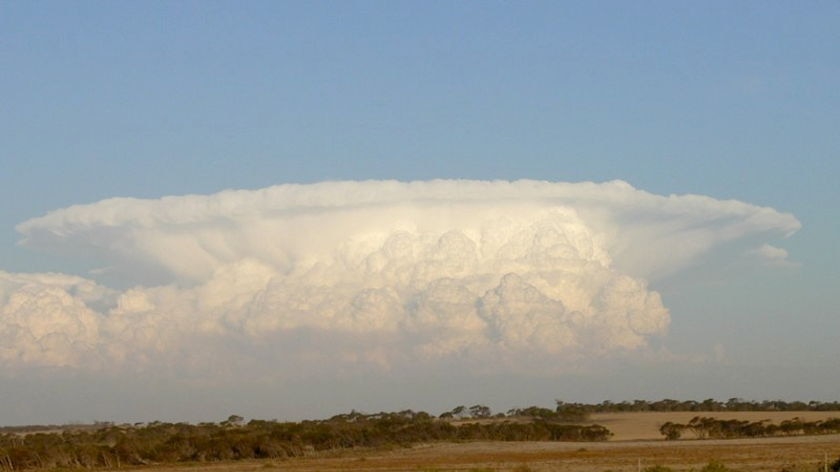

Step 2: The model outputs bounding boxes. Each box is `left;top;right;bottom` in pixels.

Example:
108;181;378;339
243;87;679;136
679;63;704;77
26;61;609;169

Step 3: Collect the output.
2;180;799;374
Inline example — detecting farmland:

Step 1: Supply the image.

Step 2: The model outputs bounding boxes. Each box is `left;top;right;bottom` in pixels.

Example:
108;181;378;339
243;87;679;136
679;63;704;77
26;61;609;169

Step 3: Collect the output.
272;411;840;471
3;409;839;472
132;431;840;472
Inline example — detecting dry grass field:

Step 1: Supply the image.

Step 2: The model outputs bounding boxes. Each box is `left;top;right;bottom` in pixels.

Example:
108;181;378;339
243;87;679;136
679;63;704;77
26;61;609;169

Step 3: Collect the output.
130;412;840;472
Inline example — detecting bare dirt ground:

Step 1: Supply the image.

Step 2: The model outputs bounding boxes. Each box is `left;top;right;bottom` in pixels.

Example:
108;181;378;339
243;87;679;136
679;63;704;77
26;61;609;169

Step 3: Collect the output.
133;412;840;472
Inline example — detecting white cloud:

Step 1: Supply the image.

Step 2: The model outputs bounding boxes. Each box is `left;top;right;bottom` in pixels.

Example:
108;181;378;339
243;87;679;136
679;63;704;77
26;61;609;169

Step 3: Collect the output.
747;243;797;267
0;180;799;374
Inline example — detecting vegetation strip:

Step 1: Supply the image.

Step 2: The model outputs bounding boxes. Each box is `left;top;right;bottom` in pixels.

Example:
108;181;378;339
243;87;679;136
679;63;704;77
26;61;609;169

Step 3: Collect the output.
0;411;609;470
660;416;840;440
3;398;840;471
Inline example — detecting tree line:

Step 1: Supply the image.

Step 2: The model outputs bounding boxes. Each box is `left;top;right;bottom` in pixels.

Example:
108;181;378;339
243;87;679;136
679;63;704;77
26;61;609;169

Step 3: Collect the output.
437;398;840;421
660;416;840;440
553;398;840;414
439;402;589;422
3;398;836;436
0;410;610;471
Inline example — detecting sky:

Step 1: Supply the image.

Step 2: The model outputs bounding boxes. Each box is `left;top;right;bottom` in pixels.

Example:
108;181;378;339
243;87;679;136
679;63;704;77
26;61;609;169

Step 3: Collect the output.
1;1;839;425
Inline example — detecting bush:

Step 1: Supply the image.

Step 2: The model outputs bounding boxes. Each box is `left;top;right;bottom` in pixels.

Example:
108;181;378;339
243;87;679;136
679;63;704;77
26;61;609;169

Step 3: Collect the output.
660;422;684;440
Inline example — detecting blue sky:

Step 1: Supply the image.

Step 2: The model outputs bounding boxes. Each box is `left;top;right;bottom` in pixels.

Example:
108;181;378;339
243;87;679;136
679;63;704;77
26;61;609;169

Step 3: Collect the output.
1;1;839;424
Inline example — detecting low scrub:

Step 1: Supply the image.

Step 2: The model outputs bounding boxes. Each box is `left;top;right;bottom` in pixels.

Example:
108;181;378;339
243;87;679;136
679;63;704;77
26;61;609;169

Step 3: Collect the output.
0;411;610;471
660;416;840;440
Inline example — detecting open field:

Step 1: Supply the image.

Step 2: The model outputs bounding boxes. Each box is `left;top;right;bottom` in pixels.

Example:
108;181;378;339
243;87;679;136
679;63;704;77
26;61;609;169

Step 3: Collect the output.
118;412;840;472
133;434;840;472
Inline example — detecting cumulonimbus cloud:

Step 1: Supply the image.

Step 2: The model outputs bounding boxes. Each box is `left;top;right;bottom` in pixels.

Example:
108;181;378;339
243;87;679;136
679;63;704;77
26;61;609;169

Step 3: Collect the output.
1;180;799;373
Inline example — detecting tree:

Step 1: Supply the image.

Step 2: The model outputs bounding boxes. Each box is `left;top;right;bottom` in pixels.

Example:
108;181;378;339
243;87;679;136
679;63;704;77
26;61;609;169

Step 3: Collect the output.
224;415;244;427
555;401;589;422
659;422;684;440
450;405;467;419
469;405;492;418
